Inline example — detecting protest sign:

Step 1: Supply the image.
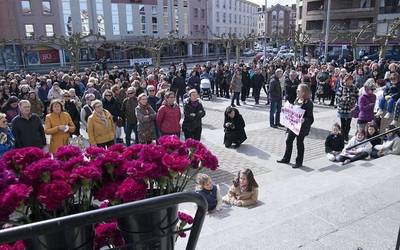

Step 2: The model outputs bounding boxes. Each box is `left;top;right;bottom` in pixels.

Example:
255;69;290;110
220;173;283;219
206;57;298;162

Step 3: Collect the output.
281;102;305;135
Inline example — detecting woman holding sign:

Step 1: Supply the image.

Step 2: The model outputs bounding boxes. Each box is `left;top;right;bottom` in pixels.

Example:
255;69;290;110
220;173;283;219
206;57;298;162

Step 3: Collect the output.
277;84;314;168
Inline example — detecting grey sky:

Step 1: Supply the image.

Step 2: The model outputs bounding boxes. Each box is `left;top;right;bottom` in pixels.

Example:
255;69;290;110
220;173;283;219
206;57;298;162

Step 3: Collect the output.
249;0;296;7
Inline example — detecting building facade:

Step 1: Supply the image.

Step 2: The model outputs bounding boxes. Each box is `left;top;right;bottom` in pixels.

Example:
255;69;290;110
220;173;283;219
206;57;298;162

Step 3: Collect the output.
257;6;266;36
208;0;259;37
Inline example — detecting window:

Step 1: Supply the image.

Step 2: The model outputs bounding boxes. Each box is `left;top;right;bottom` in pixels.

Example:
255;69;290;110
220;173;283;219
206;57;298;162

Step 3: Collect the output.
126;4;134;34
152;5;157;14
229;13;231;23
21;0;31;15
140;5;146;34
201;9;205;18
45;24;54;36
216;0;219;8
234;14;237;24
25;24;34;37
62;0;72;36
42;0;51;15
152;17;158;34
194;25;199;32
216;12;220;22
111;3;120;35
194;8;198;18
80;0;89;35
163;6;169;32
96;0;105;35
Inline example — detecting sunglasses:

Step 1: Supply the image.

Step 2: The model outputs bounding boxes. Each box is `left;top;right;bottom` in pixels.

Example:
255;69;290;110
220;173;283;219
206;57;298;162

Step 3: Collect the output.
105;95;112;97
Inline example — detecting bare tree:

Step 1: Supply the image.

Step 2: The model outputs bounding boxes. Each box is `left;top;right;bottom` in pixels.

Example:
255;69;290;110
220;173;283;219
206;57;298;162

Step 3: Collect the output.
39;31;105;71
234;32;257;63
291;27;310;62
332;22;376;59
373;17;400;60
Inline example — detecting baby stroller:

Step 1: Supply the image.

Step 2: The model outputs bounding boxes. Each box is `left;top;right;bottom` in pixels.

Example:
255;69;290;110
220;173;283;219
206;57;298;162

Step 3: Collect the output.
200;78;212;100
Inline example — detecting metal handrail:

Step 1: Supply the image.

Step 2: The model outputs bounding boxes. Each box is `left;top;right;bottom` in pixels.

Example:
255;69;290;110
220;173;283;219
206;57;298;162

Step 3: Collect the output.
346;126;400;150
0;192;207;250
396;226;400;250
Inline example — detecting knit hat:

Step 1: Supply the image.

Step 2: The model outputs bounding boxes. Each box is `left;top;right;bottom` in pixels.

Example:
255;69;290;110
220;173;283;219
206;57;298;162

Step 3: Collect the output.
363;78;376;91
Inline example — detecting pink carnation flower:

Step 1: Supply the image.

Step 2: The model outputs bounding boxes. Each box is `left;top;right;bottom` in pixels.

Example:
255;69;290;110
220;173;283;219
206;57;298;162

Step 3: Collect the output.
125;160;167;179
178;211;194;224
161;153;190;173
0;167;16;191
177;231;187;238
37;181;73;211
63;155;85;171
0;240;25;250
70;166;102;184
139;144;165;162
85;146;106;159
94;181;120;202
158;135;182;152
94;222;124;250
107;144;126;154
22;159;61;184
51;170;70;182
115;178;147;203
1;147;50;174
198;149;219;170
54;145;82;161
122;144;145;160
183;139;205;151
0;184;32;221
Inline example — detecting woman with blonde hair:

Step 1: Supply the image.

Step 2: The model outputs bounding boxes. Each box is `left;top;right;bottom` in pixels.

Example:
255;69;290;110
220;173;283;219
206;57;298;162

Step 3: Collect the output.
87;100;115;147
277;84;314;168
44;99;76;153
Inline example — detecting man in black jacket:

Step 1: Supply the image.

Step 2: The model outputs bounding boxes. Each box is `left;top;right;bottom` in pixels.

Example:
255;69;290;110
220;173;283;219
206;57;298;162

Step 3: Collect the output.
269;69;284;128
285;70;300;104
11;100;46;149
241;67;251;104
252;68;265;105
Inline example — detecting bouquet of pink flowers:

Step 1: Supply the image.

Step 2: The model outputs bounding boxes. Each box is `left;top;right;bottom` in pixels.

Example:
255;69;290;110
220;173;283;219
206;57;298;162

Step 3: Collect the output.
0;135;218;231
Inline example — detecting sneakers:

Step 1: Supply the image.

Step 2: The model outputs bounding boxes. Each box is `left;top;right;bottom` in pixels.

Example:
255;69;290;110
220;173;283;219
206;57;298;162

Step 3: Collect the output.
384;112;393;119
375;109;384;118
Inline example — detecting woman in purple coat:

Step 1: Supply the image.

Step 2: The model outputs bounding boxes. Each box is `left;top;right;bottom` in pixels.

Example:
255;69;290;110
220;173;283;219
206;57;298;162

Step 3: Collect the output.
357;78;376;131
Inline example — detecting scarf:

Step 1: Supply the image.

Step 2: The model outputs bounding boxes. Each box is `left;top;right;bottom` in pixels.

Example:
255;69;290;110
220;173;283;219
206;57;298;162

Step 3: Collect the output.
96;111;109;127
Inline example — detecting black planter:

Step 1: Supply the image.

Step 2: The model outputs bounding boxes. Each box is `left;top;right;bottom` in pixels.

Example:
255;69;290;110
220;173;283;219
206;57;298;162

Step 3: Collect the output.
25;225;94;250
117;204;178;250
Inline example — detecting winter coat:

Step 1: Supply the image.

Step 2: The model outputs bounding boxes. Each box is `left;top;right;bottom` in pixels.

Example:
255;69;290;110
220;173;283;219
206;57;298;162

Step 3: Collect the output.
87;110;115;145
269;75;282;101
336;84;358;117
230;74;242;92
121;96;138;124
171;76;186;94
0;127;15;157
182;100;205;132
156;101;181;134
102;97;122;123
44;112;76;153
135;104;156;143
47;87;63;101
11;114;46;149
375;136;400;155
29;98;44;117
340;136;372;158
80;104;93;131
358;93;376;123
241;71;251;88
325;133;345;153
187;75;201;92
292;99;314;137
148;96;160;113
64;100;80;123
252;73;265;90
285;77;300;104
222;185;258;207
224;109;247;145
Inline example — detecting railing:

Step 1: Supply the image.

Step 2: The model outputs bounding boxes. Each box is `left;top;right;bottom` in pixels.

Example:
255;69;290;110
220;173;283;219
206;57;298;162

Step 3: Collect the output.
346;126;400;150
0;192;207;250
396;226;400;250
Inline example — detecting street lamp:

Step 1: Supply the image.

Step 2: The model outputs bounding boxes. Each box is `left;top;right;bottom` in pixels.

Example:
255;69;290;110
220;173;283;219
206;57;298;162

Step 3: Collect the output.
324;0;331;63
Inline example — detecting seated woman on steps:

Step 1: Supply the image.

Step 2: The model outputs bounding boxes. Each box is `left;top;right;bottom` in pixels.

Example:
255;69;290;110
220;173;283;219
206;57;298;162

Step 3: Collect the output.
336;130;372;165
222;169;258;207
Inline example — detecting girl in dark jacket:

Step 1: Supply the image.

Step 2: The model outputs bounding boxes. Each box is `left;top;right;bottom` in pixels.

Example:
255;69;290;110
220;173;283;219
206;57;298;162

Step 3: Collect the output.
182;90;206;141
325;123;345;161
223;106;247;148
277;84;314;168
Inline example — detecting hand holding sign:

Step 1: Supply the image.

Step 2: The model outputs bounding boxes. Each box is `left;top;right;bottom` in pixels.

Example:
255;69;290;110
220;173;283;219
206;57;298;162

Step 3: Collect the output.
281;101;305;136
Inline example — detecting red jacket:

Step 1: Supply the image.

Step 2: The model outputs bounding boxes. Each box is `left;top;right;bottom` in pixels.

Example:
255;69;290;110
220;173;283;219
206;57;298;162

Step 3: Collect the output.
156;101;181;134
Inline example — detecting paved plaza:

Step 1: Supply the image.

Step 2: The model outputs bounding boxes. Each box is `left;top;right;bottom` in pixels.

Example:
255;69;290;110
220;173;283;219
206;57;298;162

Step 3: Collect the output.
176;94;400;250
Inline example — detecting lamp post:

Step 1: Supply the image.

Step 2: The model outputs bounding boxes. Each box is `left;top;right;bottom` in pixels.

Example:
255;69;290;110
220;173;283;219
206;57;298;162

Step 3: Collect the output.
263;0;267;65
324;0;331;63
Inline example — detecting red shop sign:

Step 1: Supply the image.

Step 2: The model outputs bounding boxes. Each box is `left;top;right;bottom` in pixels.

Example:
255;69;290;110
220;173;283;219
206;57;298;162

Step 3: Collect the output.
39;50;60;64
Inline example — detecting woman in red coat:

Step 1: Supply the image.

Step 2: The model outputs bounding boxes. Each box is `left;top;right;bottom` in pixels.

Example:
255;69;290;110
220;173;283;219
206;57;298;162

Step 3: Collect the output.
156;91;181;137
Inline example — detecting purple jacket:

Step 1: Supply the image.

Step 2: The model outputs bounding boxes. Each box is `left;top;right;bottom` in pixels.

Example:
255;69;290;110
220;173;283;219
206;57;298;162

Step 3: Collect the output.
358;93;376;122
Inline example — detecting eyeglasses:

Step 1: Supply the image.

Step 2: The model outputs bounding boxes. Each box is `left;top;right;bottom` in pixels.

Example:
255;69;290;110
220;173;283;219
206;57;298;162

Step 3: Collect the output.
64;95;70;98
148;90;155;92
105;95;112;97
127;92;134;95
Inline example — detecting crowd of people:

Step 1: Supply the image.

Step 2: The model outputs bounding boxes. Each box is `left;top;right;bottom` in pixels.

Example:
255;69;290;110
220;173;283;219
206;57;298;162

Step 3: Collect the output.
0;56;399;170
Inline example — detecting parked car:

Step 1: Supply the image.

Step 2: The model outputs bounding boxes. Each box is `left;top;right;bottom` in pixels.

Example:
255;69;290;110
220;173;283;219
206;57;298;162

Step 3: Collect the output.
363;50;400;61
319;50;353;62
243;49;256;57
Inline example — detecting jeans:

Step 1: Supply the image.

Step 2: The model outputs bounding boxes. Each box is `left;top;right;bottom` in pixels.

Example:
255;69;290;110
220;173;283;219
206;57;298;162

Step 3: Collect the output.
124;123;138;146
253;86;262;103
241;86;249;101
270;100;282;126
340;117;352;141
379;96;398;113
394;99;400;121
282;130;305;165
231;92;240;105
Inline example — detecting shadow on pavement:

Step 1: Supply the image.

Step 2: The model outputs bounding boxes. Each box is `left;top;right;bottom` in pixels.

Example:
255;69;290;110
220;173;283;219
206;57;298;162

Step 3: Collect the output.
208;205;233;219
235;144;271;160
308;127;330;140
